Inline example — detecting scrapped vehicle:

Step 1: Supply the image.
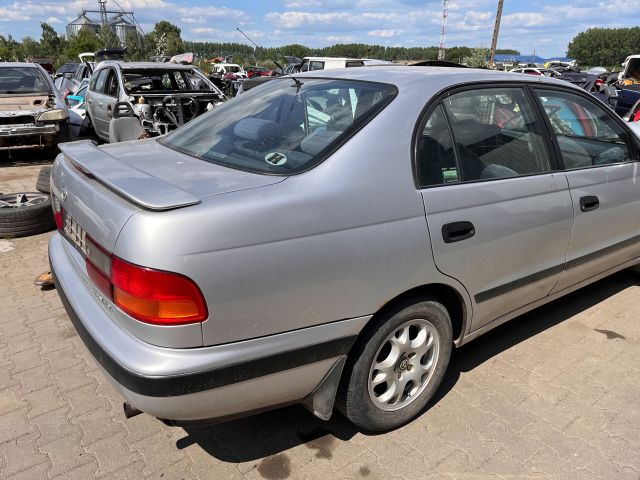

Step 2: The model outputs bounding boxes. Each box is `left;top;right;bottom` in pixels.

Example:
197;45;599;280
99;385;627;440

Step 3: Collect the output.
298;57;365;72
66;82;91;138
30;58;55;76
0;63;70;151
85;61;226;142
246;66;273;78
49;67;640;432
510;67;559;77
56;63;80;78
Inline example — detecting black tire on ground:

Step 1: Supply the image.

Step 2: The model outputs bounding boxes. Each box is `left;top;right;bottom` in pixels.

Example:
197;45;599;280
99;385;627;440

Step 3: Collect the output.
0;193;56;238
36;166;52;193
336;297;453;432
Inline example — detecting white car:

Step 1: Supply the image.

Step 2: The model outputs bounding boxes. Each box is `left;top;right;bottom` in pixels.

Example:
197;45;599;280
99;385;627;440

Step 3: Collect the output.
299;57;365;71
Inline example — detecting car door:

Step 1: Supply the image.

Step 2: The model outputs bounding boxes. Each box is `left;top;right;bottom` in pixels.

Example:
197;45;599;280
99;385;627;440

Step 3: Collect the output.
86;68;110;140
532;87;640;292
102;68;121;134
416;86;574;331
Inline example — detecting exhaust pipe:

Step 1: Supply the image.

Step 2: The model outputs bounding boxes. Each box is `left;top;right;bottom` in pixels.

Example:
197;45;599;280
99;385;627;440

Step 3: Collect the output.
123;402;143;419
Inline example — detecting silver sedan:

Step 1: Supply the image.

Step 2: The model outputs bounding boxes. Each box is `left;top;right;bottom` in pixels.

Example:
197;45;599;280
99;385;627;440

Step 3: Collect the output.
50;66;640;431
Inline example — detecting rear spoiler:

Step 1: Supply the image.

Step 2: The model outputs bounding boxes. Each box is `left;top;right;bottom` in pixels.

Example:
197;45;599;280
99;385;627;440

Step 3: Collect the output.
59;141;201;211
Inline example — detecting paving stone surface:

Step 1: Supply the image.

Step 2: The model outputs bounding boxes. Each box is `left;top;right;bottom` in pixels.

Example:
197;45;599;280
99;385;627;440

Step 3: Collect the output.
2;155;640;479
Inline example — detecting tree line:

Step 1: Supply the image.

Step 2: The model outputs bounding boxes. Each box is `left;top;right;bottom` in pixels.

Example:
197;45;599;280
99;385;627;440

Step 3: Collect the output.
568;27;640;68
0;20;524;69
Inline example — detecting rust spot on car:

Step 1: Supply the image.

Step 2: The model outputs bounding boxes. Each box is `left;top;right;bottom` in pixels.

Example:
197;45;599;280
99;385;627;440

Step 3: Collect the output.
594;329;626;340
256;453;291;479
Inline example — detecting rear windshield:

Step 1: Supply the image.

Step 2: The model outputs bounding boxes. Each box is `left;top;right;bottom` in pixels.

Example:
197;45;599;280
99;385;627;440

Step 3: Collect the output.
122;69;206;93
0;67;51;94
161;77;397;174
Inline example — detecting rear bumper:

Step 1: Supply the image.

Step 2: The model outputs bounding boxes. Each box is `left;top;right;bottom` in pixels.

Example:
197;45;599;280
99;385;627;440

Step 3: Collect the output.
49;233;362;421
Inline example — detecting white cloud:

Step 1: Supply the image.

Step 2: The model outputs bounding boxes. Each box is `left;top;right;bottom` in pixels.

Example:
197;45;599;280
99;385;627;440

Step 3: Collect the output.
368;29;402;38
45;16;62;23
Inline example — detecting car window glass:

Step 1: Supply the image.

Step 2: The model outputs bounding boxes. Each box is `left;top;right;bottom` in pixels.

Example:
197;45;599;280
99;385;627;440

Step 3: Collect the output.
310;61;324;71
346;61;364;68
535;89;631;169
300;61;309;72
105;69;119;97
173;71;188;90
162;78;396;175
94;69;109;94
441;87;551;182
417;105;459;186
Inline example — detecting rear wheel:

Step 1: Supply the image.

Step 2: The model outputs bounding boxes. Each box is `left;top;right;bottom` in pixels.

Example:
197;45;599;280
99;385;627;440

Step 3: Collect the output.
337;298;452;431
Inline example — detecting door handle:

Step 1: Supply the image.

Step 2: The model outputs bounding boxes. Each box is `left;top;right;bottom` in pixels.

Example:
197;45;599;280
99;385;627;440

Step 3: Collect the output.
580;195;599;212
442;221;475;243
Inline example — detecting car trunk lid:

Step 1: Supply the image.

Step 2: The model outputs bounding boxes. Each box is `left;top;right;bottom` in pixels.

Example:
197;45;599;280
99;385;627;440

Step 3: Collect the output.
54;139;286;252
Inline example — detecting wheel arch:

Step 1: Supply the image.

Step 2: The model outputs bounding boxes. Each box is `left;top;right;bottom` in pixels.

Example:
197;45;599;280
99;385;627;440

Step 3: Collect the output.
358;283;469;349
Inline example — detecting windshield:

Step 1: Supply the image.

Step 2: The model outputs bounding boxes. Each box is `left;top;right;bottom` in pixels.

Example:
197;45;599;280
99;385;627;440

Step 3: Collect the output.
161;77;397;174
122;69;206;94
0;67;51;94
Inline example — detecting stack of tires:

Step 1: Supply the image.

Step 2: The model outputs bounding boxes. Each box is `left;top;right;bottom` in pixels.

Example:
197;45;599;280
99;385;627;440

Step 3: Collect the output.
0;166;56;239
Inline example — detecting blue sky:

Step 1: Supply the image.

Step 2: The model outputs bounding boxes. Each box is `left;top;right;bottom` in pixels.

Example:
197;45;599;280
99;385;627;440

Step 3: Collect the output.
1;0;639;57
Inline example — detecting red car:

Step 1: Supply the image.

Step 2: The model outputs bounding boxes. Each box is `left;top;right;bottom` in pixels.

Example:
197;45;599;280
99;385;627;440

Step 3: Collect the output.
246;66;273;78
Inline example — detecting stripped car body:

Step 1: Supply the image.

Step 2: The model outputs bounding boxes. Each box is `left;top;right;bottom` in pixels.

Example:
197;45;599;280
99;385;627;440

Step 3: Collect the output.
50;67;640;429
0;63;69;151
86;61;226;142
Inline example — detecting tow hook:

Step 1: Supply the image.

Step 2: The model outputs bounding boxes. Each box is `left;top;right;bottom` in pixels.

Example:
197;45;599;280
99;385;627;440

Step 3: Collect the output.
123;402;142;419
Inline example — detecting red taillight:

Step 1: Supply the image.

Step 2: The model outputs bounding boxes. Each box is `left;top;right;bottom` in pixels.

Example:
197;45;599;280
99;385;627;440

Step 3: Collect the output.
111;257;208;325
85;235;112;300
52;196;63;230
77;233;207;325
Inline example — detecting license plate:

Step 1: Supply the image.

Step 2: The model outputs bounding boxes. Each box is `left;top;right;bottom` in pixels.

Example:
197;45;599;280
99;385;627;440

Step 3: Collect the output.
64;212;87;255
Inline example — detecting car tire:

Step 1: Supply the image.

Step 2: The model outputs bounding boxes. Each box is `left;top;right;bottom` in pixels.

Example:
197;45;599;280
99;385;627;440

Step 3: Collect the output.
36;166;52;194
336;297;452;432
0;193;56;238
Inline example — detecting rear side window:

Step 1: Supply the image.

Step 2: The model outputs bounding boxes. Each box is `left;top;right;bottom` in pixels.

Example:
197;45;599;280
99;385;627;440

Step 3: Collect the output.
310;61;324;71
105;69;119;97
534;89;631;169
417;87;551;186
162;78;397;175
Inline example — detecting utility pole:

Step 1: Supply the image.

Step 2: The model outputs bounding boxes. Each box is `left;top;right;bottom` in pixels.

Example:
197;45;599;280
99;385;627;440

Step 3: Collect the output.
438;0;448;61
488;0;504;68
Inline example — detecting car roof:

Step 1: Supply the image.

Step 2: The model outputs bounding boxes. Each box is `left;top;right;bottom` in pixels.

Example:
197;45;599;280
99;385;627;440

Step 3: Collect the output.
295;65;574;92
0;62;43;68
304;57;363;62
96;61;195;71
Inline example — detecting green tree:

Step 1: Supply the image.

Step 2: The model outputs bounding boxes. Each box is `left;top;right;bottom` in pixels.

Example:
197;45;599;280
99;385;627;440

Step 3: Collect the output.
40;23;62;57
148;21;183;56
65;27;100;59
99;25;121;49
462;48;489;67
21;36;40;59
125;30;148;60
568;27;640;68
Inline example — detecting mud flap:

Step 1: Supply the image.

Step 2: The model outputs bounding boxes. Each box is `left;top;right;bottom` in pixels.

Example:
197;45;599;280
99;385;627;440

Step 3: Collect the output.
302;356;347;421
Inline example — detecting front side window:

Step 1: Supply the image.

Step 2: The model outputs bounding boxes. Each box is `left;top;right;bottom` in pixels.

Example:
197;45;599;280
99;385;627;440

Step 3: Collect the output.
93;69;109;94
535;89;631;169
423;87;551;184
162;78;396;174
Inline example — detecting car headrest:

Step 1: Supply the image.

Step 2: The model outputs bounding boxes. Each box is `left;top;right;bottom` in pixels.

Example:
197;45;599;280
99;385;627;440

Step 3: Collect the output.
234;118;282;142
300;130;341;156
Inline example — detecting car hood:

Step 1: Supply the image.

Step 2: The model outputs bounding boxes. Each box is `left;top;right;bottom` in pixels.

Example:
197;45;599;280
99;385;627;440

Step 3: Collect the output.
0;95;51;115
98;138;286;199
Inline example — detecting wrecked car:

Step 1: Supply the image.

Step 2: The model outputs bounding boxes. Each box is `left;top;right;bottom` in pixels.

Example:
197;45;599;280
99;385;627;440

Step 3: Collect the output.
0;62;70;151
85;61;226;143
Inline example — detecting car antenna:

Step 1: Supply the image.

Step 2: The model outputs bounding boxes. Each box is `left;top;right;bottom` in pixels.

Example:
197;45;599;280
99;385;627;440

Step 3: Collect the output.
235;27;303;90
